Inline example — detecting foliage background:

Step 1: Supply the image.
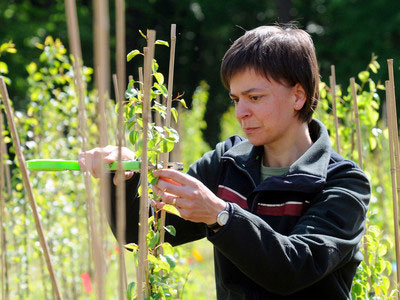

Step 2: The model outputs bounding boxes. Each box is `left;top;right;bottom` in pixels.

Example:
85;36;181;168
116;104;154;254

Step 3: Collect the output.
1;0;400;146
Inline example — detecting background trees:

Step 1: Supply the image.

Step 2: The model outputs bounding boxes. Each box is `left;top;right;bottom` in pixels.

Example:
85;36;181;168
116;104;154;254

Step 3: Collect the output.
1;0;400;146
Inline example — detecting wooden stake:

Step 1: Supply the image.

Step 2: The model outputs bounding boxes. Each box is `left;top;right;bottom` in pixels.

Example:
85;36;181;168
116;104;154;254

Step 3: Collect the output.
350;77;371;284
350;78;363;169
160;24;177;244
0;105;6;300
137;30;156;300
115;0;126;108
0;77;63;300
386;80;400;296
113;74;128;300
330;66;341;154
388;59;400;218
93;0;110;298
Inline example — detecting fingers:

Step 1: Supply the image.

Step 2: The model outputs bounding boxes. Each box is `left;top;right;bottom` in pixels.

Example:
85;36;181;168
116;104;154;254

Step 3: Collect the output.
153;169;193;186
113;171;134;185
78;145;136;179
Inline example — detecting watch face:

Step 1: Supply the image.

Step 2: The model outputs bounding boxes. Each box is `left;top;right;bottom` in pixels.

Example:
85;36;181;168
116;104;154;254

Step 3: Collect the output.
217;211;230;226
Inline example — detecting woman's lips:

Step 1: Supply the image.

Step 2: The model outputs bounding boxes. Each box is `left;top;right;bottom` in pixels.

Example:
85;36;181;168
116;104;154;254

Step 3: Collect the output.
243;127;259;134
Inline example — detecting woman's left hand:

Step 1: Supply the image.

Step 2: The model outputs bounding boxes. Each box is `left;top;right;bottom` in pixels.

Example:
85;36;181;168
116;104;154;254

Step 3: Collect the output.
152;169;226;225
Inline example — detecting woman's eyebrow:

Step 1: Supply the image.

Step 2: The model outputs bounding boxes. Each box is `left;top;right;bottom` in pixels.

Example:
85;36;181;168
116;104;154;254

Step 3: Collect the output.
229;87;265;98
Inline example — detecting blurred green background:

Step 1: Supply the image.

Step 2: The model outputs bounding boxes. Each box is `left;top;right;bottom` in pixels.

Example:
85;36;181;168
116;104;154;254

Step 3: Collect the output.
1;0;400;147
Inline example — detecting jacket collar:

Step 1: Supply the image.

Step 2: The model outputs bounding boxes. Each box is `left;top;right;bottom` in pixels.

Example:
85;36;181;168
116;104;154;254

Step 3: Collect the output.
222;119;331;192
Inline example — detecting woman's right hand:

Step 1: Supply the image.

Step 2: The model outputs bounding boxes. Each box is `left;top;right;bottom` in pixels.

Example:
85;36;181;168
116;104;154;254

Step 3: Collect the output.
78;145;136;184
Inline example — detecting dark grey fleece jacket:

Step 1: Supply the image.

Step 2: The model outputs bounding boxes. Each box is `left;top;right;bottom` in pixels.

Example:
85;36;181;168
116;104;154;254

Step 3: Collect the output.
109;119;370;299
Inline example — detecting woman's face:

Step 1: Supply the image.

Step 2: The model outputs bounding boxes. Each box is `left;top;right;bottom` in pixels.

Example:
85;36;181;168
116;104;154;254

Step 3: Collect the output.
229;68;304;148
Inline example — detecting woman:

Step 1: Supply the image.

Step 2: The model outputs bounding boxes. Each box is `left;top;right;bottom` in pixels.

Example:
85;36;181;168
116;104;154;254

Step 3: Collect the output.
79;25;370;299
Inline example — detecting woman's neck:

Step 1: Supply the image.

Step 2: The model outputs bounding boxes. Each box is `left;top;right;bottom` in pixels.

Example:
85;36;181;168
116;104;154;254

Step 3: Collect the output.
263;122;312;168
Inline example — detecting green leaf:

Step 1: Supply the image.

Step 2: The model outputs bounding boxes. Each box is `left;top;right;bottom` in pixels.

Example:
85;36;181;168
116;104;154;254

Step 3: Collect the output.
161;242;174;255
171;107;178;123
152;59;159;73
164;225;176;236
358;71;370;82
179;99;188;109
154;72;164;85
124;243;138;251
155;40;169;47
165;254;176;268
127;49;141;62
138;29;147;39
129;130;139;146
160;138;175;153
26;62;37;75
125;86;139;99
0;61;8;74
162;204;181;217
126;281;136;300
154;82;168;97
368;63;377;74
148;231;160;249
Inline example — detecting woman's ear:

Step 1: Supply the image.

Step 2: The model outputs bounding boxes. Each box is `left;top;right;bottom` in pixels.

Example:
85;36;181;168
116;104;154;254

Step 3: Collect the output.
293;83;307;110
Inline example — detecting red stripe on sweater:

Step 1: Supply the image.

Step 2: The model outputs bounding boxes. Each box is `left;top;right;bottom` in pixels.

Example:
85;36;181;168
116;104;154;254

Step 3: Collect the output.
257;202;303;216
217;186;248;210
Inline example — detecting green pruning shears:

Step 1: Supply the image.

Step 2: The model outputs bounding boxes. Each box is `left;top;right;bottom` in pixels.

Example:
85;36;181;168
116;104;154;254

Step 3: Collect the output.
26;159;183;172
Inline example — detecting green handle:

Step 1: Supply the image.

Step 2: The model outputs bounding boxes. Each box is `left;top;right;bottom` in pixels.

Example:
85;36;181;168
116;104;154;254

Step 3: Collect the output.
26;159;141;171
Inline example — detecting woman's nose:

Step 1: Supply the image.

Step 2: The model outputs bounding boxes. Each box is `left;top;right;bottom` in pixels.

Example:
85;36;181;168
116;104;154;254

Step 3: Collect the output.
235;99;251;120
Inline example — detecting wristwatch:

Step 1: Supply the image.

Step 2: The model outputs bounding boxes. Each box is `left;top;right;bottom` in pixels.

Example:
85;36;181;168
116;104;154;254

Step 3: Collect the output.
208;204;230;230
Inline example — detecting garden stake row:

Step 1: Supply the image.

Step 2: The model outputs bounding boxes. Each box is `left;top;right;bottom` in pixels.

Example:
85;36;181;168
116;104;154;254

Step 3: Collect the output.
112;73;128;300
64;0;102;297
160;23;177;245
0;77;63;300
330;65;341;154
385;79;400;298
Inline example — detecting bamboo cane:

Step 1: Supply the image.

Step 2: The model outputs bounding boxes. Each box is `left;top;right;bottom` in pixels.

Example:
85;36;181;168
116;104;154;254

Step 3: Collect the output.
330;66;341;154
387;59;400;218
0;104;6;300
94;0;111;298
115;0;126;108
350;77;371;282
159;24;177;245
0;126;12;300
0;77;63;300
113;74;128;300
350;78;363;168
64;0;102;294
137;29;156;300
386;80;400;296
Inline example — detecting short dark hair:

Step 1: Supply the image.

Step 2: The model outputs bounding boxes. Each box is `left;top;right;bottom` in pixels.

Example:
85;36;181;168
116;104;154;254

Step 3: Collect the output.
220;25;319;123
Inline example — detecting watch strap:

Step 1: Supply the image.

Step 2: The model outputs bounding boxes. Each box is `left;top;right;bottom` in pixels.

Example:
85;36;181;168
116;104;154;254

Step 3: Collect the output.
207;203;230;230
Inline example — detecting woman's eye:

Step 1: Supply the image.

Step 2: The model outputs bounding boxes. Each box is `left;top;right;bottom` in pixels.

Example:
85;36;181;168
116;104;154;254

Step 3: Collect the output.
250;96;260;101
230;98;239;104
